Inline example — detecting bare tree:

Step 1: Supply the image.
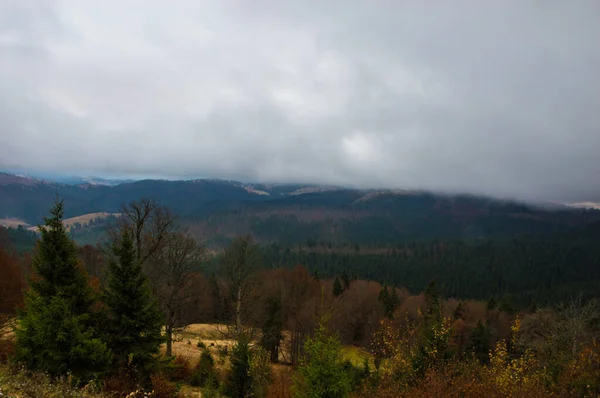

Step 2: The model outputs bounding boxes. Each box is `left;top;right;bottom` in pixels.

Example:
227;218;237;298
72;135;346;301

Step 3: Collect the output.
105;198;177;267
224;235;261;337
105;198;206;356
151;232;205;356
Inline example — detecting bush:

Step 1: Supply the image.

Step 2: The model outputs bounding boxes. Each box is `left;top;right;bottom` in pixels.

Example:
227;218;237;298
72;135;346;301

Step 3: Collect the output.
169;356;194;382
197;340;207;349
150;373;178;398
0;339;16;363
0;365;105;398
103;372;139;395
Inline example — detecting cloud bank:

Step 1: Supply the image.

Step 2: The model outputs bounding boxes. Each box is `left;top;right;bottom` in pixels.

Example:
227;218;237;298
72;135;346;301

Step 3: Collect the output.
1;0;599;201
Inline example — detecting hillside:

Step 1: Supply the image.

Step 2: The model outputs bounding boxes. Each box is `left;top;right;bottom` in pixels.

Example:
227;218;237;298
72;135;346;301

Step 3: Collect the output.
1;173;600;248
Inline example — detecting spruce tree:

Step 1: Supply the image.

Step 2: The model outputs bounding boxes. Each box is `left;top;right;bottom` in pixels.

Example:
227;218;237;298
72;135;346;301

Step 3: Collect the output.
225;336;253;398
103;229;164;376
15;199;111;381
294;319;352;398
260;296;283;362
333;276;344;297
466;320;490;364
341;271;350;290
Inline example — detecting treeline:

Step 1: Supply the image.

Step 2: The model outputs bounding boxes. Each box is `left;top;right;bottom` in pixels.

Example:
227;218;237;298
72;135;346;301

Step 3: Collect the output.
259;233;600;308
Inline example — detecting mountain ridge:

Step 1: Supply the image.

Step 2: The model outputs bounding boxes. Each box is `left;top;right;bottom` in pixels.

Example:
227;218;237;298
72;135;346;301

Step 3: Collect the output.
1;172;599;247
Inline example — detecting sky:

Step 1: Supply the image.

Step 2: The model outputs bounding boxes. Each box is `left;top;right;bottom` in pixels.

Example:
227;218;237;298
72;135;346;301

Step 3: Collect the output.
1;1;599;202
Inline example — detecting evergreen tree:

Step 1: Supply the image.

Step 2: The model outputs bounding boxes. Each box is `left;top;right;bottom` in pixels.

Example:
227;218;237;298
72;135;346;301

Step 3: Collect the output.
466;320;490;363
378;285;399;319
333;276;344;297
294;319;352;398
313;269;320;281
424;280;441;322
15;199;111;381
260;295;283;363
103;229;164;377
341;271;350;290
454;301;466;320
412;280;450;376
225;336;253;398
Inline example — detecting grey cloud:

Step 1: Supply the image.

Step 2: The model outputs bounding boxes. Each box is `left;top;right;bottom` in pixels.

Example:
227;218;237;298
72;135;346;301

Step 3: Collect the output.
1;0;599;202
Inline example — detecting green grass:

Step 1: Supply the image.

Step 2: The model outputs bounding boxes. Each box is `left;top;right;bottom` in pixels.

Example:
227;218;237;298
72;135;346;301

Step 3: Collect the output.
340;346;372;367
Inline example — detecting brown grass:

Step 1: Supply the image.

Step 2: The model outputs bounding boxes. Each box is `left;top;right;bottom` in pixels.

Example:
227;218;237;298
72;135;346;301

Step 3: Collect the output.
25;212;122;232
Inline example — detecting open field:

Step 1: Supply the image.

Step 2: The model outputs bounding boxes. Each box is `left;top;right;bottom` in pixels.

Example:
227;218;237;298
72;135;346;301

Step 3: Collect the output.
1;213;121;233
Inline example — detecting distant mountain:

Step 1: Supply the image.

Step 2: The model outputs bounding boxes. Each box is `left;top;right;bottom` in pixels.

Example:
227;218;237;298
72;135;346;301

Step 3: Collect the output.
1;172;599;247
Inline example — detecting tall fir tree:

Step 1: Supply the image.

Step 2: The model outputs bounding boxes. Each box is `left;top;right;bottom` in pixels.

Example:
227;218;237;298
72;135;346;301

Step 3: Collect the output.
15;199;111;381
103;229;165;378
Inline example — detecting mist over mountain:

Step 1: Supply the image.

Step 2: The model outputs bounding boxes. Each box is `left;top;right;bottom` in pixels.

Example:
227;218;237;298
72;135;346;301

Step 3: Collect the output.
1;171;599;250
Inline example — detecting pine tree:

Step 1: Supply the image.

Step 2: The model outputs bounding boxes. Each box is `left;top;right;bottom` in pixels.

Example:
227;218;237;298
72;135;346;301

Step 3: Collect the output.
15;199;111;381
378;285;397;319
341;271;350;290
103;229;165;377
260;296;283;363
225;336;253;398
333;276;344;297
467;320;490;363
454;301;466;320
294;318;352;398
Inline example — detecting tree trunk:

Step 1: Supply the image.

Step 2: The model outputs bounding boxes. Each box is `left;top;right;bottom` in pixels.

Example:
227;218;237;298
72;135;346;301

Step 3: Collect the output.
166;324;173;357
236;285;242;334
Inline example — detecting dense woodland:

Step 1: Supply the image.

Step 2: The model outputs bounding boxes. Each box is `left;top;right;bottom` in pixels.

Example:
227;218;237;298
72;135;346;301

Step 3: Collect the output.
0;198;599;397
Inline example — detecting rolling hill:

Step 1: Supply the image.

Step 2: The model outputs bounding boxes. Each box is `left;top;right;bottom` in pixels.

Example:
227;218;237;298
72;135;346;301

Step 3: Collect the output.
1;172;599;248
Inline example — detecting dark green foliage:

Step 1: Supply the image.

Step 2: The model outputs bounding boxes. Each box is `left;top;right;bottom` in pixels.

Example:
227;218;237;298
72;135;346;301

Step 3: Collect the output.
261;228;600;306
378;285;398;319
28;201;93;313
260;296;283;363
15;199;111;381
294;320;352;398
466;321;491;363
424;281;441;323
15;292;112;380
341;271;350;290
454;301;466;320
342;359;370;390
333;277;344;297
411;281;450;377
499;296;515;314
224;336;253;398
191;350;219;388
0;225;38;253
102;229;165;377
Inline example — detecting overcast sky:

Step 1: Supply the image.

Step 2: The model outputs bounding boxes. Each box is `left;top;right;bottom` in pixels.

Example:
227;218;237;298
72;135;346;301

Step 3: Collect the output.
1;1;599;202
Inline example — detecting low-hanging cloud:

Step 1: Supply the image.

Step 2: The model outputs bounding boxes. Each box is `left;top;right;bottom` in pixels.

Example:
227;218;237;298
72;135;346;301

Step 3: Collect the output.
1;0;599;202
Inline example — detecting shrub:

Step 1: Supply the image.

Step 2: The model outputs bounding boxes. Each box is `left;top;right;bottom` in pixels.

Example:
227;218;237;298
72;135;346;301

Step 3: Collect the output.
197;340;207;349
191;350;219;388
169;356;194;382
150;373;178;398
